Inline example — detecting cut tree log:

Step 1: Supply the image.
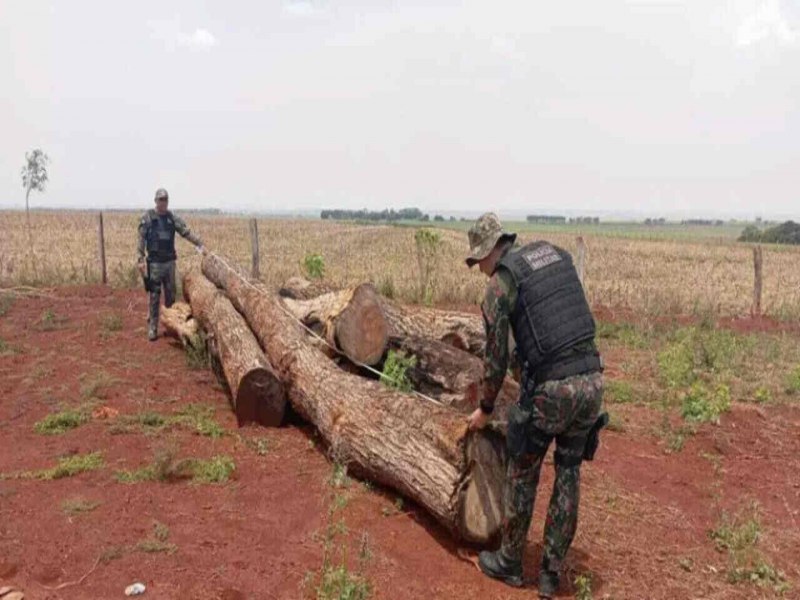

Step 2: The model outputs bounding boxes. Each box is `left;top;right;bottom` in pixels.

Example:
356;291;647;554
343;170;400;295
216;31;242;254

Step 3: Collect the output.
160;302;199;348
281;284;388;366
388;335;519;416
279;276;339;300
279;277;486;356
183;269;286;427
203;253;506;544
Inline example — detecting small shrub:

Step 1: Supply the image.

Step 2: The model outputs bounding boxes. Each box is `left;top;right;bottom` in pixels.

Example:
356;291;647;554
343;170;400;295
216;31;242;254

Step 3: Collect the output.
681;382;731;424
709;503;790;593
414;228;442;305
574;573;593;600
657;338;695;388
753;386;772;404
303;254;326;279
380;350;416;393
185;336;209;370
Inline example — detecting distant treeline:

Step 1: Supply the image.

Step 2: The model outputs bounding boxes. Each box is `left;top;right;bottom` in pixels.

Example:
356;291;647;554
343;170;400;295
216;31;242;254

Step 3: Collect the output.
739;221;800;245
644;218;667;225
321;208;430;221
526;215;600;224
681;219;725;226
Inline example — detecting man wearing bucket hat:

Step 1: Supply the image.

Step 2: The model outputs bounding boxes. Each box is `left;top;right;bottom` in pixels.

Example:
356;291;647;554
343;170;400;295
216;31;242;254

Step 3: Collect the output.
465;213;606;598
136;188;206;341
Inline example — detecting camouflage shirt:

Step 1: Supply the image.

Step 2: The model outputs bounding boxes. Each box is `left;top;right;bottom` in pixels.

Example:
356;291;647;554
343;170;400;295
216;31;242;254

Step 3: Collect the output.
480;249;597;414
137;211;202;263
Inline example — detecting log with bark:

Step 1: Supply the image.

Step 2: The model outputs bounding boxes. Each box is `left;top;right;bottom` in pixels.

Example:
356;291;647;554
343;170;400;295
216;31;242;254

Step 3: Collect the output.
281;284;388;367
160;302;200;348
183;269;286;427
388;335;519;417
279;277;485;356
203;253;506;544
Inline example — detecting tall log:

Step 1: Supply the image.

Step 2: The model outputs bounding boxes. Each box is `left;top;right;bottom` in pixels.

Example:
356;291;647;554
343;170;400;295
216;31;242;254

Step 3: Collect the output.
281;284;388;366
279;277;486;356
203;253;506;544
388;335;519;416
184;269;286;427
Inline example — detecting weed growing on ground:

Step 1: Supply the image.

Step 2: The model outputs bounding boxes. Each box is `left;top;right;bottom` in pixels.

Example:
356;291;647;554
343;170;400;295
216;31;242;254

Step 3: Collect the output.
681;382;731;424
574;573;593;600
191;455;236;484
785;366;800;396
0;293;14;317
79;371;116;401
36;309;67;331
0;338;21;356
606;411;626;433
185;335;209;370
4;452;105;480
605;379;634;404
303;253;326;279
111;404;224;438
34;405;91;435
136;521;177;554
100;546;126;564
61;497;100;516
596;321;650;349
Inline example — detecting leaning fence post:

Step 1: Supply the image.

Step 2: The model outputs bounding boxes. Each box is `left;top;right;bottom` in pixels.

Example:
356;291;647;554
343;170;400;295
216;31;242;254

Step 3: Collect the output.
752;245;763;317
576;236;586;287
97;211;107;285
249;218;260;279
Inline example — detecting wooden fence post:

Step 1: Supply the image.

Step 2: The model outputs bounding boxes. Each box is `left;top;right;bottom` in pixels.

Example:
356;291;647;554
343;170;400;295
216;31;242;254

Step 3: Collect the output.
97;211;107;285
576;236;586;286
752;245;763;317
249;218;260;279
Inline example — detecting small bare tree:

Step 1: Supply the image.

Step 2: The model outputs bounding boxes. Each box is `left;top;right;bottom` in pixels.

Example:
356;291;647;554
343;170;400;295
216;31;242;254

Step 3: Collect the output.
21;148;50;223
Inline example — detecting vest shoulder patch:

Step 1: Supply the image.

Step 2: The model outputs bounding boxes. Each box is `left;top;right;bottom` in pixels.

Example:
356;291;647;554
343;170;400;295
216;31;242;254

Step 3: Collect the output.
521;244;562;272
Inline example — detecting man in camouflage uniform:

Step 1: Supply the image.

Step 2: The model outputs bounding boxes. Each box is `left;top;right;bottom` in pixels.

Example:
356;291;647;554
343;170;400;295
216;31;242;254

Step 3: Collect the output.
137;188;205;341
465;213;606;598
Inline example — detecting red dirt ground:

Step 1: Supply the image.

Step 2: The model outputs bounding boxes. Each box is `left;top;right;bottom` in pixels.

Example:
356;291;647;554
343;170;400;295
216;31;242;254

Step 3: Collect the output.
1;287;799;599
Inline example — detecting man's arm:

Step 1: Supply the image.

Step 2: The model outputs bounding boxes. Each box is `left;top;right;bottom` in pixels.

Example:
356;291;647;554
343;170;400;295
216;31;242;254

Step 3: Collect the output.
136;215;147;265
479;271;514;414
172;214;204;248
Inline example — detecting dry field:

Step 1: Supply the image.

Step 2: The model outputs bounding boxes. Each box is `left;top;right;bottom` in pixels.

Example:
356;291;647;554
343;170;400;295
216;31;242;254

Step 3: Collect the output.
2;210;800;319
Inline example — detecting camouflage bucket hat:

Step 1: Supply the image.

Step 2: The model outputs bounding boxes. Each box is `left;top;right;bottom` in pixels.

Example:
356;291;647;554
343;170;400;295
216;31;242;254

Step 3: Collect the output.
465;212;517;267
154;188;169;201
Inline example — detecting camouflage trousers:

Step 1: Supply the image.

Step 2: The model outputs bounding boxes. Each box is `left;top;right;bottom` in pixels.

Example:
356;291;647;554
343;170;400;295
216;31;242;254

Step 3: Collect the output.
500;371;604;574
147;260;177;332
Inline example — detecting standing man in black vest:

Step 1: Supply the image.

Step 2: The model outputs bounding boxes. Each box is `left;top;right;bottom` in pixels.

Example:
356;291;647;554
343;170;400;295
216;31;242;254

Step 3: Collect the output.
136;188;205;341
465;213;606;598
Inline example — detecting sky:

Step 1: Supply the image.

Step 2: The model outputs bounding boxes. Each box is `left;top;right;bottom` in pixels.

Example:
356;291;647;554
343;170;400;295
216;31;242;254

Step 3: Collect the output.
1;0;798;219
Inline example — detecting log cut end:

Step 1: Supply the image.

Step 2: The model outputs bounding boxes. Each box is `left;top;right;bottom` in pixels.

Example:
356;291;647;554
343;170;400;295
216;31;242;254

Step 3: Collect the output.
334;284;389;367
236;368;287;427
458;429;506;544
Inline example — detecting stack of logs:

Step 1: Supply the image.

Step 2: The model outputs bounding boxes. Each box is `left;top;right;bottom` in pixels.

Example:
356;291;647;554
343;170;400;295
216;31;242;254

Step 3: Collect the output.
162;253;519;545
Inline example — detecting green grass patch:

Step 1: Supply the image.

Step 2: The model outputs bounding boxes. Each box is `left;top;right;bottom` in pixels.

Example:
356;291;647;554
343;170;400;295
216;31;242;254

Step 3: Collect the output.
710;503;790;593
785;366;800;395
190;455;236;484
0;338;21;356
574;573;593;600
135;520;177;554
100;313;123;332
605;379;635;404
8;452;105;480
111;404;224;438
681;382;731;424
34;406;91;435
0;293;14;317
36;308;67;331
116;450;235;485
61;497;100;516
596;321;649;349
380;350;416;393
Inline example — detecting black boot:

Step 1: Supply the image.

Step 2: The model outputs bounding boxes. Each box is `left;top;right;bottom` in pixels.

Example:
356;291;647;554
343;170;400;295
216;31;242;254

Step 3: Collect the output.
537;567;560;598
478;550;524;588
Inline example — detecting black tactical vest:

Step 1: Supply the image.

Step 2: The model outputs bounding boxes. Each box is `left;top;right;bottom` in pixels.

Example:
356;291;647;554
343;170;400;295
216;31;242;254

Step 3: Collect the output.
497;241;599;379
145;209;177;263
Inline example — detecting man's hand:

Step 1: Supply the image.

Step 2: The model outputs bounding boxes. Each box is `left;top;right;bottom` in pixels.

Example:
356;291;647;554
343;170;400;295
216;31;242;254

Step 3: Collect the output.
137;261;146;276
467;408;490;431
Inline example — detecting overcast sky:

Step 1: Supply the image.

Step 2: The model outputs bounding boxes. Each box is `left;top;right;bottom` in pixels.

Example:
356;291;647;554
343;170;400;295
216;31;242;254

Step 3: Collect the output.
1;1;798;218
